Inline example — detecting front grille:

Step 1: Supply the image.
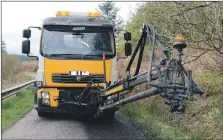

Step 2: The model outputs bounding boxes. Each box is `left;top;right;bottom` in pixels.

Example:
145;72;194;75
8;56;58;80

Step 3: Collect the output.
59;88;84;99
58;88;101;115
58;88;103;105
52;74;105;83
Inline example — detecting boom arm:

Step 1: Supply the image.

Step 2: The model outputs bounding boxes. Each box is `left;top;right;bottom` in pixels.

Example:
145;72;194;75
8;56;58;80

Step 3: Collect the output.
72;24;203;117
99;24;203;114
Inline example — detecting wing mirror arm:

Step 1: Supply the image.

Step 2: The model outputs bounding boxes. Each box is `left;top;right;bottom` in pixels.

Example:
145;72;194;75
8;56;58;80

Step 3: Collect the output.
28;26;41;30
27;54;38;58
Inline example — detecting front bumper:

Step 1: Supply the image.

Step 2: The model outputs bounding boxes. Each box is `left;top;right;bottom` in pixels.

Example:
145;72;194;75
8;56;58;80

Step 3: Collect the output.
36;98;99;115
35;98;69;113
36;87;103;115
35;106;69;114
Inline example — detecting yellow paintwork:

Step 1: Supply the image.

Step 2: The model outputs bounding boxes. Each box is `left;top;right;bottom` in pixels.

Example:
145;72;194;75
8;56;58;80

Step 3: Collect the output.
105;85;123;95
37;88;59;107
44;57;112;87
37;89;42;98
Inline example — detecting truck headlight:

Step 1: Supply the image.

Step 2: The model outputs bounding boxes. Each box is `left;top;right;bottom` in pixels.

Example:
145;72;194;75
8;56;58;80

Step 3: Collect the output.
42;92;49;99
41;92;50;105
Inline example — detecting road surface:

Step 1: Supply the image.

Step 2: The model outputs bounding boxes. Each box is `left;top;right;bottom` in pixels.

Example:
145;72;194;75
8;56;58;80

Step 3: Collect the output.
2;109;150;139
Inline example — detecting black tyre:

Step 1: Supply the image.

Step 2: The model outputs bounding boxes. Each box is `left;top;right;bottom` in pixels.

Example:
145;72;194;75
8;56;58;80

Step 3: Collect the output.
37;111;50;117
101;110;116;120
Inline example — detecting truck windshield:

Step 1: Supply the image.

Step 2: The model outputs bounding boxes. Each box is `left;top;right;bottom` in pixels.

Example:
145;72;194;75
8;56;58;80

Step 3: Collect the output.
41;25;115;58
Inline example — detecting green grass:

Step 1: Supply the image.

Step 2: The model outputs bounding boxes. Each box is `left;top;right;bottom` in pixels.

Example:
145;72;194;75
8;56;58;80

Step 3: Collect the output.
120;72;223;139
193;71;223;95
120;98;188;139
2;87;34;131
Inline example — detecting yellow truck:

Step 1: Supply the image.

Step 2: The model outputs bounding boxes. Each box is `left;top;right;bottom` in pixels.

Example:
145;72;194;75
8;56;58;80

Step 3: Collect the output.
22;11;203;119
22;11;132;118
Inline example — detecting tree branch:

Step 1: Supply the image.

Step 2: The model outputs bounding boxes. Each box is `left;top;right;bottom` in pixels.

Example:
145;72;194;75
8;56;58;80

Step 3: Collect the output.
189;45;213;51
204;40;223;56
171;2;213;17
183;50;209;64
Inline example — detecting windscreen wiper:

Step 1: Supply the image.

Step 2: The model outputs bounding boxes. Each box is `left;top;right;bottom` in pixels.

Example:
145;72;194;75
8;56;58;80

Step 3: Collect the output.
82;51;114;59
81;53;102;59
47;54;81;58
46;53;110;59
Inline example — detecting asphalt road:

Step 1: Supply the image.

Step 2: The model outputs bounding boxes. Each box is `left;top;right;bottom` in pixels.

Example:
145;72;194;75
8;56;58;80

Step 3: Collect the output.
2;109;149;139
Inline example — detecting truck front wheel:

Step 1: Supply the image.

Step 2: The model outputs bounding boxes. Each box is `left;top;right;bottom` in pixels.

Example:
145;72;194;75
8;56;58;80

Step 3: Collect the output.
101;110;115;120
37;111;50;117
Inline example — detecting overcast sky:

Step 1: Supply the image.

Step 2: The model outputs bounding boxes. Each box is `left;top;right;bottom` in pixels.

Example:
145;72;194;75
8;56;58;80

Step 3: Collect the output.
2;2;139;55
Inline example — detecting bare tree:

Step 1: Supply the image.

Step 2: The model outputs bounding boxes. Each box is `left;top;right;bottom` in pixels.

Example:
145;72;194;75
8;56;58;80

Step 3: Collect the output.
126;2;223;71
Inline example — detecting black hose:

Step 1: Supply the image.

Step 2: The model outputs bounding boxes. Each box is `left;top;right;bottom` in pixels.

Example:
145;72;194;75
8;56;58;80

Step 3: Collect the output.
134;31;147;76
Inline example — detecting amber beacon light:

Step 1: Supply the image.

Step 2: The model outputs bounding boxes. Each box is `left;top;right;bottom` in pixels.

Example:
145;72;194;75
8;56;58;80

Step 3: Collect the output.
56;11;101;17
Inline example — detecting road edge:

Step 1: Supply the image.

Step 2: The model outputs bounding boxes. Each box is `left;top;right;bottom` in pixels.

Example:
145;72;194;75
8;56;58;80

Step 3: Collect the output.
116;111;158;139
1;106;34;133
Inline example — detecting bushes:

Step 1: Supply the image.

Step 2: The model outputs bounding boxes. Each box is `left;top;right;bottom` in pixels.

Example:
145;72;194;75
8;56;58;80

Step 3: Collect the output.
117;4;223;137
125;2;223;72
22;61;38;72
2;53;23;81
2;53;37;89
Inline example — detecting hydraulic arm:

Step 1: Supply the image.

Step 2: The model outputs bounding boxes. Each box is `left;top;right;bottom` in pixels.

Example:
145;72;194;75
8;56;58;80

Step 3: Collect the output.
97;24;203;114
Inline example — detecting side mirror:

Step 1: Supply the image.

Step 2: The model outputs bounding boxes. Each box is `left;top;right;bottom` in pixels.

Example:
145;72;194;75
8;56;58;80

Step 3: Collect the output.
124;32;131;41
125;42;132;56
23;29;31;38
22;40;30;54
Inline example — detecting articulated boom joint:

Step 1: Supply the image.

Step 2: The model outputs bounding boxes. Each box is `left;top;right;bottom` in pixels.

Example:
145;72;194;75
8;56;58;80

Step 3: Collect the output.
98;24;203;114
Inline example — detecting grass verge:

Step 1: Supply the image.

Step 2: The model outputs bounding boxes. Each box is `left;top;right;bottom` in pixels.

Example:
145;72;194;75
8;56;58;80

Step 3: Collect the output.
120;72;223;139
120;101;187;139
2;87;34;131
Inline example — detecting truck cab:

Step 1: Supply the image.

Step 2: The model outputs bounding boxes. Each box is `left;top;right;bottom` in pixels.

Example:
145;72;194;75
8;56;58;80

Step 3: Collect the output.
22;11;131;118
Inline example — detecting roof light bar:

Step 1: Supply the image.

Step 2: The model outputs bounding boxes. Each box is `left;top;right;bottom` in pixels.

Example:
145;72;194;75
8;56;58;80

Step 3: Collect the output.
88;12;101;17
56;11;70;16
56;11;102;17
